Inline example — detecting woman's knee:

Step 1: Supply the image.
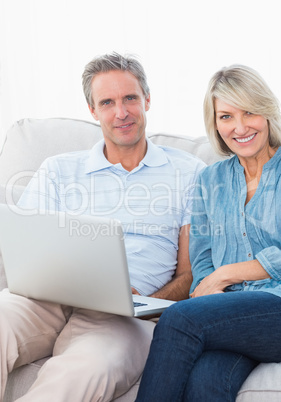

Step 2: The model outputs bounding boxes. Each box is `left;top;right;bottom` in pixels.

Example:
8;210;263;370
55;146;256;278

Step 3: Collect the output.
155;299;206;340
184;351;258;402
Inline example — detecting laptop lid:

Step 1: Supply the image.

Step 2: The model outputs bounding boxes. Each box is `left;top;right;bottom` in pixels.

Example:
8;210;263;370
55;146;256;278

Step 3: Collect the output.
0;204;175;317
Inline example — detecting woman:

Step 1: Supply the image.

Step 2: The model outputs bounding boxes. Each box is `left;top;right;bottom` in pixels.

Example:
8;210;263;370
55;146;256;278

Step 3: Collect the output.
135;65;281;401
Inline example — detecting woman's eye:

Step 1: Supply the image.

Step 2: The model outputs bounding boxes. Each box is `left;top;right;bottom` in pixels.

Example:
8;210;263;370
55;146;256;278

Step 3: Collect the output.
220;115;231;120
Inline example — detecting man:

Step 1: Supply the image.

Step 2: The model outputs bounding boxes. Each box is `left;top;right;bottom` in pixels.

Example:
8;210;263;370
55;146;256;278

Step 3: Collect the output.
0;53;205;401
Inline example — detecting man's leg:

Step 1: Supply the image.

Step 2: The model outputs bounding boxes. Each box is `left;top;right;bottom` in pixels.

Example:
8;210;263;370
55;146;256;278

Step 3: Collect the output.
136;291;281;402
17;309;156;402
183;350;258;402
0;289;69;401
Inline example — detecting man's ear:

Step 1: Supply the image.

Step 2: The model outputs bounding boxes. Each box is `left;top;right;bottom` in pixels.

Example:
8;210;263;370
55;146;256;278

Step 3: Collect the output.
88;104;99;121
145;94;151;112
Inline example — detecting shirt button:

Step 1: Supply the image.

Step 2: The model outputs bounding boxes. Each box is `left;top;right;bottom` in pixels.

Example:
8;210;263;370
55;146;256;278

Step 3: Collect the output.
243;232;246;236
248;253;252;257
244;282;248;286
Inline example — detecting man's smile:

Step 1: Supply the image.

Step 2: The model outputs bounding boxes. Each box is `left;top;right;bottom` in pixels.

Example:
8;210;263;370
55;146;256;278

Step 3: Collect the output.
115;122;135;130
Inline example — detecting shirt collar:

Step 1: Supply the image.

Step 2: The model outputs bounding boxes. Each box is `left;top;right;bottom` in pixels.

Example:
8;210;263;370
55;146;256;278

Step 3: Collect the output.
84;138;168;174
233;146;281;173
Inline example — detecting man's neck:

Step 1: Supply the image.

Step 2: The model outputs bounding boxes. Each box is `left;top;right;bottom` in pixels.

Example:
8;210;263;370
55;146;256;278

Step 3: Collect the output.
104;139;147;172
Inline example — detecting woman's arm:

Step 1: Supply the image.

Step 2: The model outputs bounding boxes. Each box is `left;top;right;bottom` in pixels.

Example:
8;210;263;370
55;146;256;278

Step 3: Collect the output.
189;173;215;294
190;259;270;298
190;244;281;298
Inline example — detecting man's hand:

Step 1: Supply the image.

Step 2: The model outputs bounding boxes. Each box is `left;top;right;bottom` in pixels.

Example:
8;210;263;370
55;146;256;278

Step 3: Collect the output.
131;287;141;295
131;225;192;302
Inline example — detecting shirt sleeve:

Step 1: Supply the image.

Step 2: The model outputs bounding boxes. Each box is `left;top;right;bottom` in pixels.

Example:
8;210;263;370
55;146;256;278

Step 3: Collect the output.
256;246;281;281
17;158;62;212
189;172;215;293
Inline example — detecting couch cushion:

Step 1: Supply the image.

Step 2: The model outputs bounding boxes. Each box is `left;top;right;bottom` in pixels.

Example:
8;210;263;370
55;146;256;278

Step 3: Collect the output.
236;362;281;402
4;358;48;401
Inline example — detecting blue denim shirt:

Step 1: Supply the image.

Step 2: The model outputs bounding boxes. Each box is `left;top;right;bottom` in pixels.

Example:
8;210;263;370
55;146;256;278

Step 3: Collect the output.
189;147;281;298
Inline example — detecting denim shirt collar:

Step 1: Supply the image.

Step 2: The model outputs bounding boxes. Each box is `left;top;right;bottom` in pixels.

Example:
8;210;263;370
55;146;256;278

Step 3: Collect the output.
233;146;281;173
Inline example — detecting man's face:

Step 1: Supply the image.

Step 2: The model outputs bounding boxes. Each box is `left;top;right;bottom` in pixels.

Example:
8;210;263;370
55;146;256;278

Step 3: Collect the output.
89;70;150;149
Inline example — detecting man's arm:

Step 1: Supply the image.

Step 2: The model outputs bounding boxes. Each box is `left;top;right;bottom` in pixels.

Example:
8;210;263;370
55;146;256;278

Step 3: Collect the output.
150;224;192;301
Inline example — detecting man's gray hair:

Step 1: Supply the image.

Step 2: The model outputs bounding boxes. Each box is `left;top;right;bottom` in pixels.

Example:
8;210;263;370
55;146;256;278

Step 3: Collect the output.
82;52;150;107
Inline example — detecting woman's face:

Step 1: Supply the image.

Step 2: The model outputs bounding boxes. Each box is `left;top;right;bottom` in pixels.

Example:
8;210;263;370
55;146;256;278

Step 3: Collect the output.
215;99;270;161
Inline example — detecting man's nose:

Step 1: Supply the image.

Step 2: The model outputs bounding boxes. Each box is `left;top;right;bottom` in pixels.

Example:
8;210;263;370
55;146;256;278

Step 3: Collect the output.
115;102;128;120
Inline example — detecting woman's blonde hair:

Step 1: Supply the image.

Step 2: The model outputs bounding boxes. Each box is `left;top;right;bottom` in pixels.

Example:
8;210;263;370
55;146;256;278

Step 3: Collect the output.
204;64;281;156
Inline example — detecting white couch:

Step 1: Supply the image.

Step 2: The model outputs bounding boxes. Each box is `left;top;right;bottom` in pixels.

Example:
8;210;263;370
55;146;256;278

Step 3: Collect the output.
0;117;281;401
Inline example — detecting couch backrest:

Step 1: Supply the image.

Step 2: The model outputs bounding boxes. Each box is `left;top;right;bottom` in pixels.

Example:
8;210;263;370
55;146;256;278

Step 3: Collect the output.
148;133;222;166
0;118;104;187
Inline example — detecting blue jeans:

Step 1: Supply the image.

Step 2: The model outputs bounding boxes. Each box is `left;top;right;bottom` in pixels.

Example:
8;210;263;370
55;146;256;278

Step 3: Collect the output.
135;291;281;402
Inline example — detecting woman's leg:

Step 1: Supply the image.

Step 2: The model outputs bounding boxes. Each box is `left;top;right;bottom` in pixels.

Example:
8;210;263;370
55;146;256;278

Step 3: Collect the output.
183;350;258;402
136;291;281;402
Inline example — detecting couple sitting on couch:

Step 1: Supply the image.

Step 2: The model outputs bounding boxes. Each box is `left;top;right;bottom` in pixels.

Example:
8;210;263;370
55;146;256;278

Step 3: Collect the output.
0;52;281;402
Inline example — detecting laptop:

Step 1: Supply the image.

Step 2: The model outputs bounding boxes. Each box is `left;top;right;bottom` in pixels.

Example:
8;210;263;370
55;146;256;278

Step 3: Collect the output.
0;204;176;317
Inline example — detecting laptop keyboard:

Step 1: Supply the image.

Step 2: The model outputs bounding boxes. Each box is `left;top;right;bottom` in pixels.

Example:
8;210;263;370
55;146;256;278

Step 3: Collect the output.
134;302;148;307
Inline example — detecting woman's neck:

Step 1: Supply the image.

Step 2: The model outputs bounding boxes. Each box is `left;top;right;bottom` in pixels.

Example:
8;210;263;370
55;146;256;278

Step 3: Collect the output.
239;145;276;182
239;145;277;204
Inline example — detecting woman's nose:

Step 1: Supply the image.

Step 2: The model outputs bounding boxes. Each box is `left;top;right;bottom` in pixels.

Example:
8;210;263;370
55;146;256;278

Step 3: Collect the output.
234;118;248;135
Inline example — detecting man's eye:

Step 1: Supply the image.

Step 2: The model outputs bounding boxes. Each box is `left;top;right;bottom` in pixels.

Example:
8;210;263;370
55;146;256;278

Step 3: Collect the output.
102;100;111;106
126;96;137;101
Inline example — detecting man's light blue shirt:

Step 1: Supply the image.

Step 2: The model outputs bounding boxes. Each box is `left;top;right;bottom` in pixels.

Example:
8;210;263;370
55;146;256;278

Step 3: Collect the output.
18;138;205;296
189;147;281;298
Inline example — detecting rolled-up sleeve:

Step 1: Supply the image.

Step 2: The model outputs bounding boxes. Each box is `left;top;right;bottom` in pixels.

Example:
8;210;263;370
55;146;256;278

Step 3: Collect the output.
256;246;281;281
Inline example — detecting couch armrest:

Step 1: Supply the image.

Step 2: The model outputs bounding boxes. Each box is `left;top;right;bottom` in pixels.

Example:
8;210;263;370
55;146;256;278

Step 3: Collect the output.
0;249;8;290
0;185;25;290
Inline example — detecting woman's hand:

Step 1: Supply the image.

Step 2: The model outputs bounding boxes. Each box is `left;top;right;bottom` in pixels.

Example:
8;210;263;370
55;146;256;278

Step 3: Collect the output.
190;268;227;298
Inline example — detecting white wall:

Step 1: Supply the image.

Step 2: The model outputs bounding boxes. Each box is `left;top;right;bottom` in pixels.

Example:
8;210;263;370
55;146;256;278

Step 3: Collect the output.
1;0;281;145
